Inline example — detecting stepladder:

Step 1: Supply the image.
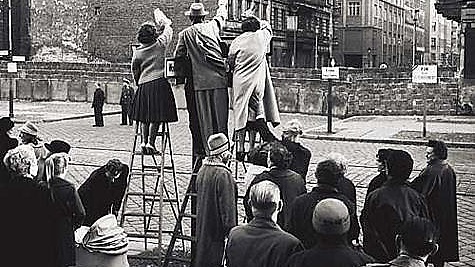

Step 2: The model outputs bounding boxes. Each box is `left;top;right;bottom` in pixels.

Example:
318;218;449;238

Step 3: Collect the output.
119;122;183;264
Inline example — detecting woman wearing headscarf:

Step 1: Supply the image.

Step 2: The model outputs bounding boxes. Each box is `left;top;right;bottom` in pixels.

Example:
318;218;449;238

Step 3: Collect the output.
0;117;18;183
130;8;178;154
0;145;54;267
46;153;85;267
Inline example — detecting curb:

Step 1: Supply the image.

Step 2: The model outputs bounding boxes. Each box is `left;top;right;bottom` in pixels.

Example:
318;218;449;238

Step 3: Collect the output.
302;133;475;149
13;110;122;124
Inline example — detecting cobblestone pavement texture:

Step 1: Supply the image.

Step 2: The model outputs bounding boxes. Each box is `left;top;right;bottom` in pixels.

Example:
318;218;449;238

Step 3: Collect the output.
2;101;474;266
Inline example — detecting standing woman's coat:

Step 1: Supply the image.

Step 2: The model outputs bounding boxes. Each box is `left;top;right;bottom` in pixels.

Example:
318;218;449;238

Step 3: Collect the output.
228;19;280;131
49;176;86;267
411;159;459;263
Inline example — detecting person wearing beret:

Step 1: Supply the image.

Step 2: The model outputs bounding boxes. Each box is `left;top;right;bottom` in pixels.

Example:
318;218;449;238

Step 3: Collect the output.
0;117;18;183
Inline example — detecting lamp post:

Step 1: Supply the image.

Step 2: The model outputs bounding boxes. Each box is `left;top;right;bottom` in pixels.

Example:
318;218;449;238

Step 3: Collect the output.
412;9;419;67
315;27;319;69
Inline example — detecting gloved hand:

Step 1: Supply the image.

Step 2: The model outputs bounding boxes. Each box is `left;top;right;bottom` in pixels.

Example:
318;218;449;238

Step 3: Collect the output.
154;7;172;26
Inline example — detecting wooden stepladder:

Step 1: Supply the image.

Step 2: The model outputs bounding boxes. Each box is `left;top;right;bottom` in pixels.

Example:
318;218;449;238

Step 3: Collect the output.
119;122;182;263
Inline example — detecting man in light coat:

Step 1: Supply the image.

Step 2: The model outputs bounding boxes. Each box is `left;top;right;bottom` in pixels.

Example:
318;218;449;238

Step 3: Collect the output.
195;133;237;267
174;1;229;164
228;5;280;160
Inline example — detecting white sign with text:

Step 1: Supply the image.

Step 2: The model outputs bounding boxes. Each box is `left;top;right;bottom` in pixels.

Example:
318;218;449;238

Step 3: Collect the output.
322;67;340;80
412;65;437;84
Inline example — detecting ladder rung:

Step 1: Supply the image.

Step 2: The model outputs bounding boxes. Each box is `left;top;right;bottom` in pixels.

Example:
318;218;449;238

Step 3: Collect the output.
130;171;159;176
165;255;192;263
122;212;161;217
144;197;178;203
126;232;161;239
182;213;196;219
127;192;177;201
175;235;196;242
185;192;197;197
127;254;161;260
132;151;162;156
140;165;174;170
143;229;174;234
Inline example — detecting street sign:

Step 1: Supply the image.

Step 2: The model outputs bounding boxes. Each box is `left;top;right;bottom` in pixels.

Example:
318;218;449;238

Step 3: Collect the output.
7;62;17;73
322;67;339;80
412;65;437;84
286;16;298;30
12;55;25;62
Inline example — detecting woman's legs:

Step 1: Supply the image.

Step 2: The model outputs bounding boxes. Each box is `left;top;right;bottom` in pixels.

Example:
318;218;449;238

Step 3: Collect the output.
149;122;160;149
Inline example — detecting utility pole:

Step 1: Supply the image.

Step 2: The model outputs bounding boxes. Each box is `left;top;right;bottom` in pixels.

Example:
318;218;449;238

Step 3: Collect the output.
412;9;419;67
315;27;318;69
8;0;13;118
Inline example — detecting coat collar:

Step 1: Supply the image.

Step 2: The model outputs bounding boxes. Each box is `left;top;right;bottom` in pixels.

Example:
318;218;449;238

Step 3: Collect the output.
311;183;339;193
202;158;232;172
248;216;280;230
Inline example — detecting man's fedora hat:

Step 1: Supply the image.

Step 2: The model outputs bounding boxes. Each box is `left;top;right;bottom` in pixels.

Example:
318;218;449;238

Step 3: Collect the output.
185;3;209;17
45;140;71;154
19;121;39;136
208;133;230;156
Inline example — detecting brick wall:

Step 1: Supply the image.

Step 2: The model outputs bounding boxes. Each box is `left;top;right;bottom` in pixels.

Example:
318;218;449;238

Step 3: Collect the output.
0;62;467;116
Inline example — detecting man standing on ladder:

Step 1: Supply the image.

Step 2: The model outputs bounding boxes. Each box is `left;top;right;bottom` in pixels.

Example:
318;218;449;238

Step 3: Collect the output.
195;133;237;267
174;0;229;166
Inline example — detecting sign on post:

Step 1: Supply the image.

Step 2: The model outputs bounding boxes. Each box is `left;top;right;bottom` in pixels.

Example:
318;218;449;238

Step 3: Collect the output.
322;67;340;80
412;65;437;84
7;62;17;73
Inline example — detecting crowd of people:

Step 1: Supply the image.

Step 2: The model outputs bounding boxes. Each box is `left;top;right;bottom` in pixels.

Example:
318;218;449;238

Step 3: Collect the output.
0;118;130;267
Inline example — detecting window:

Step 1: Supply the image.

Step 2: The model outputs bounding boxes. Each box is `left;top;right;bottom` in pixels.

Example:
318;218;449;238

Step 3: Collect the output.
432;22;437;32
348;2;361;16
431;37;436;48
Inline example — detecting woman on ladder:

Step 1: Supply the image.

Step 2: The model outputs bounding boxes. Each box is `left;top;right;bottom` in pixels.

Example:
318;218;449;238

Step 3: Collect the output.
130;7;178;154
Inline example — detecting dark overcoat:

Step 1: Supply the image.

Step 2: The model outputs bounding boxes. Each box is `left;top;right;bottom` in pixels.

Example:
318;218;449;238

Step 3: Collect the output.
281;139;311;180
92;88;105;108
78;163;128;226
411;159;459;263
49;177;86;267
0;134;18;183
287;183;360;248
195;160;237;267
243;167;306;228
360;180;430;261
225;217;304;267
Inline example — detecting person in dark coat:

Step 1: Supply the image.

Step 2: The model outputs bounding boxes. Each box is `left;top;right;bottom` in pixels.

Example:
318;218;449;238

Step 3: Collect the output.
46;153;86;267
411;140;459;267
287;159;360;248
119;78;134;126
195;133;237;267
0;145;55;267
327;152;357;207
287;198;374;267
361;150;430;262
225;180;303;267
0;117;18;184
92;83;105;127
244;141;306;228
280;119;311;180
367;148;394;196
78;159;129;226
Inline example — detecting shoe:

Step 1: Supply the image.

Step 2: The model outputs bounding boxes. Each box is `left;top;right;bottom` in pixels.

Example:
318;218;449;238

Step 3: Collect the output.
236;151;246;162
140;143;147;154
120;123;127;125
145;144;160;155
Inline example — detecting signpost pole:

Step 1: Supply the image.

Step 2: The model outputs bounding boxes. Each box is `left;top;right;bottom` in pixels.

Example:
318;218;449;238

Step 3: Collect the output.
327;80;333;133
422;84;427;137
8;0;13;118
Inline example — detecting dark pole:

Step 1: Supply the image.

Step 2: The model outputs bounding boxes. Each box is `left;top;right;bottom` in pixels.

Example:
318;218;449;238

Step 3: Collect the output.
422;84;427;137
327;80;333;133
9;83;13;118
8;0;13;118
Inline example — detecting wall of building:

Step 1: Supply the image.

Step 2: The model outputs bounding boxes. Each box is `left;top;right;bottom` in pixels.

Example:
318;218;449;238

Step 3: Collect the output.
0;62;468;117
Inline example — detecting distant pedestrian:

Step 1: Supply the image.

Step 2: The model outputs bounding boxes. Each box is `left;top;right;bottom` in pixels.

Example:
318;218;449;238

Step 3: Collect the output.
287;159;360;248
195;133;237;267
287;198;374;267
411;140;459;267
280;119;311;180
382;217;439;267
361;150;430;262
78;159;129;226
225;180;303;267
130;8;178;154
367;148;394;196
92;83;105;127
119;78;134;126
45;153;85;267
229;5;280;161
0;117;18;183
244;142;305;228
0;145;55;267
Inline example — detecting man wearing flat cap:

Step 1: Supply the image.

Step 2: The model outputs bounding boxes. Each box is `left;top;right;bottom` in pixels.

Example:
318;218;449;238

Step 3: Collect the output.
281;119;311;180
0;117;18;183
411;140;459;267
195;133;237;267
174;0;229;165
361;150;430;262
119;78;134;126
287;198;374;267
78;159;129;226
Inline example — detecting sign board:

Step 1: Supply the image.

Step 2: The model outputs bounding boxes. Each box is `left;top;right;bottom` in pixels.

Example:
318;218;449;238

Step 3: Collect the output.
412;65;437;84
164;58;176;78
0;50;8;56
286;16;298;30
12;56;25;62
322;67;339;80
7;62;17;73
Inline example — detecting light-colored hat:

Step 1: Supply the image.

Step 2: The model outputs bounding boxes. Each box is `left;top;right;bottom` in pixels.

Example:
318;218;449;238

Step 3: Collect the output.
283;119;303;135
208;133;230;156
185;3;209;16
312;198;350;235
19;121;39;136
82;214;128;255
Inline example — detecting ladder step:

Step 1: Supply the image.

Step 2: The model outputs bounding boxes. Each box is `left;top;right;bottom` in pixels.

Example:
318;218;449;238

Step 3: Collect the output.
123;212;161;217
132;151;163;156
175;235;196;242
143;229;174;234
182;213;196;219
185;193;197;197
165;255;192;263
126;232;161;239
144;197;178;203
130;171;160;176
